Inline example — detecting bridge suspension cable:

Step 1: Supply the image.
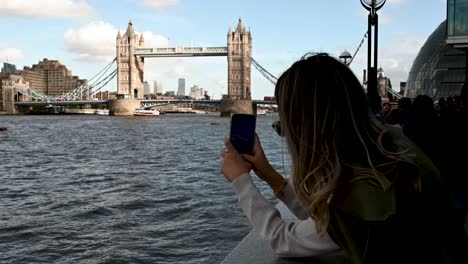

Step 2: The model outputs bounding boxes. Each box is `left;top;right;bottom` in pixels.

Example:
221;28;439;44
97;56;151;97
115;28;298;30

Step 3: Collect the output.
86;69;118;96
85;58;117;84
57;58;117;100
249;30;368;86
14;87;48;101
78;60;116;96
249;56;278;85
349;31;368;65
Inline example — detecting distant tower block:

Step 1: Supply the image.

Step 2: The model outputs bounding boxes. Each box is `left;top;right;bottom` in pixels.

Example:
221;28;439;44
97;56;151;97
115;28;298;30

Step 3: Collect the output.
116;20;145;99
227;18;252;100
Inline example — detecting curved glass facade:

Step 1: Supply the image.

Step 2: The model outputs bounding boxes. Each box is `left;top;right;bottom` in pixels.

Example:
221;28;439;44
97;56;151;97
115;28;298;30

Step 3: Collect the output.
405;21;466;99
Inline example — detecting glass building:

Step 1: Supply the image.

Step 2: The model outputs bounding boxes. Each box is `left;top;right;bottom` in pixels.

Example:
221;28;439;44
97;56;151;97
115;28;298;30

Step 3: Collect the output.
1;62;17;73
405;21;466;99
447;0;468;47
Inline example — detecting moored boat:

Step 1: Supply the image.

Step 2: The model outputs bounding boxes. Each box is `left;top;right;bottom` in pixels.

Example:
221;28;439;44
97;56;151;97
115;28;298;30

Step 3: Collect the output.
133;108;160;117
256;109;266;115
95;109;109;115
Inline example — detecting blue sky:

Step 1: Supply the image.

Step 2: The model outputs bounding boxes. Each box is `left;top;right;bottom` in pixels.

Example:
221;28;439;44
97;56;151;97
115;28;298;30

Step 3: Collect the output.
0;0;446;99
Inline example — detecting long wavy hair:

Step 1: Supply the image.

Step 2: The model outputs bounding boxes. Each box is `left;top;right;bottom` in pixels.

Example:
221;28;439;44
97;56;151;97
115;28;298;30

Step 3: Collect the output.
275;54;419;235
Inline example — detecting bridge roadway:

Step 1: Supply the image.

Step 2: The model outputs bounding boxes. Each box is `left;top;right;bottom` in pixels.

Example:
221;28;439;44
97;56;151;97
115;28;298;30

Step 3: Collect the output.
134;47;228;57
14;99;277;107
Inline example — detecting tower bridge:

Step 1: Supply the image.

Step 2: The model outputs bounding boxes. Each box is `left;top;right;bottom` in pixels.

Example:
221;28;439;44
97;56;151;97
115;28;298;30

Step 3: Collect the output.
3;18;280;115
111;18;253;116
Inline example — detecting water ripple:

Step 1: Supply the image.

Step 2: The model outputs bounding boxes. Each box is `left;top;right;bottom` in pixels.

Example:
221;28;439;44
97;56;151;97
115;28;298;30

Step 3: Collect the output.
0;114;287;263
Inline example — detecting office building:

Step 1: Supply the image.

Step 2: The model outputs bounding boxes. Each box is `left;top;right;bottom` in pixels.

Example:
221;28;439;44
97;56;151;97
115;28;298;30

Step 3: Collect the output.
1;62;16;74
177;78;185;96
21;58;86;97
154;80;163;95
190;85;204;99
143;81;151;95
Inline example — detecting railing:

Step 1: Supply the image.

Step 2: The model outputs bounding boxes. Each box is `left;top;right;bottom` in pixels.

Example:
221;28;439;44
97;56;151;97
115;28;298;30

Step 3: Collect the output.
221;203;347;263
387;88;403;100
134;47;228;57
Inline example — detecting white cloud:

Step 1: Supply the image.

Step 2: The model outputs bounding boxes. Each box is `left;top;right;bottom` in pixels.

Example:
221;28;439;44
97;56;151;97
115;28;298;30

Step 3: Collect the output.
64;21;117;62
140;31;170;48
0;0;94;19
138;0;179;11
379;33;427;83
64;21;169;63
0;47;24;64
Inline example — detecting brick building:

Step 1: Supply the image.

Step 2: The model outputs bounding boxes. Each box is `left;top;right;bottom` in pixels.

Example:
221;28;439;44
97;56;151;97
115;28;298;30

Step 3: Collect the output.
21;59;86;97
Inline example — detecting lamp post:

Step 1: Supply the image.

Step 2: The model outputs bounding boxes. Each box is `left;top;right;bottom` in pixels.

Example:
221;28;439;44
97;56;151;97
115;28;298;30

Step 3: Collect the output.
339;50;353;65
360;0;386;114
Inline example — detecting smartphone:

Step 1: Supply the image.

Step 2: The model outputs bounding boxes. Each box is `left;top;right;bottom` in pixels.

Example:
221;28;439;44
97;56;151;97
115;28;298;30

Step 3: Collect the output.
229;114;256;155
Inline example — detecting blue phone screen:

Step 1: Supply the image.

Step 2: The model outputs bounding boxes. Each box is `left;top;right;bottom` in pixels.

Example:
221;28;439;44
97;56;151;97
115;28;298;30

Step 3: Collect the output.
230;114;256;154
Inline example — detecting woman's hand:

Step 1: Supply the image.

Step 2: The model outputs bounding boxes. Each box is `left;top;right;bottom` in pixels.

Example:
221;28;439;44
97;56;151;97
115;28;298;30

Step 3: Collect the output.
241;134;273;181
220;138;252;182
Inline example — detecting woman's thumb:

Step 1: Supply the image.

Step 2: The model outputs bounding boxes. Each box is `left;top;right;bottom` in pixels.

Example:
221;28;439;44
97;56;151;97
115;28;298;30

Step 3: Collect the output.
241;154;255;163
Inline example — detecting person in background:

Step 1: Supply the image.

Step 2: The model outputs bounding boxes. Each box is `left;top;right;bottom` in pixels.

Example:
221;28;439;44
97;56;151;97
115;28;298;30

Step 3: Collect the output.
220;53;467;264
386;97;410;126
375;102;392;122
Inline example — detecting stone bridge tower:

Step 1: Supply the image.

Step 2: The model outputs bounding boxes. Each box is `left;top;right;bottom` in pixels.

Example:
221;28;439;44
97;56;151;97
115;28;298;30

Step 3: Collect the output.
227;18;252;100
116;20;145;99
1;75;30;114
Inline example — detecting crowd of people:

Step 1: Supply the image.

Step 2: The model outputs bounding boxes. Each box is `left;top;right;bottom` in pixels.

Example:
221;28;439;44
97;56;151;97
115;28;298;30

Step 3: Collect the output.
376;95;468;220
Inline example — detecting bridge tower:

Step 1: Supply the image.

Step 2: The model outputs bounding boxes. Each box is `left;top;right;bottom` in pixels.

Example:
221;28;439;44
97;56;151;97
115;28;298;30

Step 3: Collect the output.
220;18;255;116
227;18;252;100
1;75;30;114
116;20;145;99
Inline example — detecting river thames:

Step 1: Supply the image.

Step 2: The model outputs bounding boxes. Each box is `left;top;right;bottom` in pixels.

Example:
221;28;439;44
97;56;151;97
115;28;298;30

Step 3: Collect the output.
0;114;289;263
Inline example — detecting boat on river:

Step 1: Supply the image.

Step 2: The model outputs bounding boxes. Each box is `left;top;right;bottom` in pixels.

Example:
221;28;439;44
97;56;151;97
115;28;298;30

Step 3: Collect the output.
133;109;160;117
95;109;109;115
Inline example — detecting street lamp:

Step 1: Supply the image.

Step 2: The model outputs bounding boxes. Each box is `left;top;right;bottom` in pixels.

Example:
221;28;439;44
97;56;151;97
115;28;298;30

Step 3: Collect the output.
360;0;386;114
339;50;352;65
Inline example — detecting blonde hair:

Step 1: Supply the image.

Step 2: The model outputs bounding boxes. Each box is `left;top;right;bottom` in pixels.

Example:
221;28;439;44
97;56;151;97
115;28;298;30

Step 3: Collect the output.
275;54;419;235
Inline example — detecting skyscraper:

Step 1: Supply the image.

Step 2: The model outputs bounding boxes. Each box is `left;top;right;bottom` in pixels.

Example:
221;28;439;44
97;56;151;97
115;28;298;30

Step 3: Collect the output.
154;80;163;95
143;81;151;95
177;78;185;96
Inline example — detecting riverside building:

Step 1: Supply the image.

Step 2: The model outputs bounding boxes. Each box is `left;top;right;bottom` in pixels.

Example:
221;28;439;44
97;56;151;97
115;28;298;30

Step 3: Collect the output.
21;59;86;97
189;85;204;99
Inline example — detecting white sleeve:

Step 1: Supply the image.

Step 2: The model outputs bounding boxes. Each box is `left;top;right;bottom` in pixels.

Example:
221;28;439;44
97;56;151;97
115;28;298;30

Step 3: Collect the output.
277;180;310;220
231;173;341;258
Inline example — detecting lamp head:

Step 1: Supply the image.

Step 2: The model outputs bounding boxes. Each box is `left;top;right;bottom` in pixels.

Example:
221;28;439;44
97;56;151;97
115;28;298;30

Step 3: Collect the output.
339;50;352;65
360;0;386;11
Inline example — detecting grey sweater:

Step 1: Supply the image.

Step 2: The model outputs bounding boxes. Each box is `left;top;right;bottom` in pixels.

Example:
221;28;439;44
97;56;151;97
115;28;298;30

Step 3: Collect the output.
231;173;346;259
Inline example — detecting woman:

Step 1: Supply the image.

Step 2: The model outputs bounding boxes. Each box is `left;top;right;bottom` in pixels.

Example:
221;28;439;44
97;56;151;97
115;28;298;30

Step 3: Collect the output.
220;54;467;263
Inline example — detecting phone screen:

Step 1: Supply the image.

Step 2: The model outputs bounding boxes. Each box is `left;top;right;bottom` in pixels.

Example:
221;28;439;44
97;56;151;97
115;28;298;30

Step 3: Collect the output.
230;114;256;155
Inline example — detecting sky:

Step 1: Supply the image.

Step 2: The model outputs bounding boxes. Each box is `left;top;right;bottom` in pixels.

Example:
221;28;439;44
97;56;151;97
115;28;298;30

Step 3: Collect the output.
0;0;447;99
